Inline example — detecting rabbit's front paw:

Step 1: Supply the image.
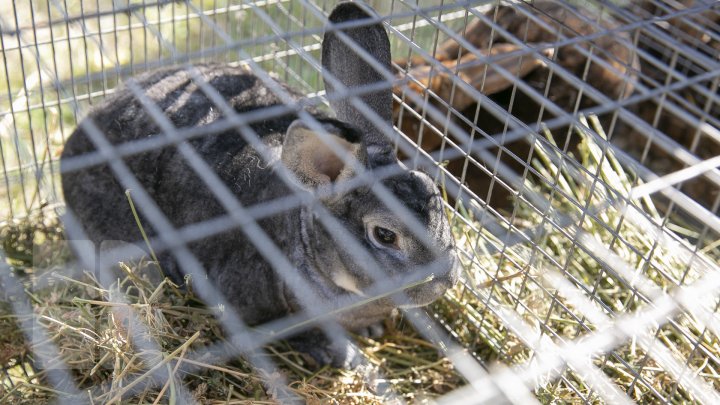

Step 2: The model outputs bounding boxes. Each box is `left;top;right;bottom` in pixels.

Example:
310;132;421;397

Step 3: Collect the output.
288;329;365;369
355;322;384;339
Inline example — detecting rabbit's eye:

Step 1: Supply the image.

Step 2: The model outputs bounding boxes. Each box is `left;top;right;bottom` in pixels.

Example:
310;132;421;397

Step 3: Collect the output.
373;226;397;246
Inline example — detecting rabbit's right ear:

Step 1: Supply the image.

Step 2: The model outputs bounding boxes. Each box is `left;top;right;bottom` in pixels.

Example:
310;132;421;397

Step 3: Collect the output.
322;2;394;166
282;119;366;189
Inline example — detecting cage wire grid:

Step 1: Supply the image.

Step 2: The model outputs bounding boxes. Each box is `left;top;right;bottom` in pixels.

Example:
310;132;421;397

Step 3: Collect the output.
0;0;719;403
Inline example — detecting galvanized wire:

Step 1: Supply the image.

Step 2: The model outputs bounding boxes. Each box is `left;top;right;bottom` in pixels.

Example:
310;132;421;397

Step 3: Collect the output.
0;0;719;403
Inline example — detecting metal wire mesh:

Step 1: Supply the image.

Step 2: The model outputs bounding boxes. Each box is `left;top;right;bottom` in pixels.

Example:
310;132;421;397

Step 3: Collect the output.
0;0;719;403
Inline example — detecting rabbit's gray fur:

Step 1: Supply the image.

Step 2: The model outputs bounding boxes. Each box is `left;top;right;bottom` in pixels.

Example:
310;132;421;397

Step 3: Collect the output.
60;2;458;368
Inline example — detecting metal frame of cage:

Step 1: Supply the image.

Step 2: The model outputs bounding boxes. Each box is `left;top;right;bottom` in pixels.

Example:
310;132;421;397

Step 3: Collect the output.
0;0;719;403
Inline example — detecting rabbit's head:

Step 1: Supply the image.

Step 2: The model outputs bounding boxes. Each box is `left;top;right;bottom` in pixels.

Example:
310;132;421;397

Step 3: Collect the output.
279;2;458;308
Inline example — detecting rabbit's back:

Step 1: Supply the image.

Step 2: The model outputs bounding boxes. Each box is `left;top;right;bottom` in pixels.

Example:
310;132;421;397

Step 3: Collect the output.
61;64;310;249
63;64;304;152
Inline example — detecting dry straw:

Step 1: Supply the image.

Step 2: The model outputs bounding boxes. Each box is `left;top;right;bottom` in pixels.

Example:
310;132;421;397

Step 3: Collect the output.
1;117;717;403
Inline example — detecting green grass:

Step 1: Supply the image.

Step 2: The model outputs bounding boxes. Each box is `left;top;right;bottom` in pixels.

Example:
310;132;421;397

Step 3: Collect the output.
0;0;467;218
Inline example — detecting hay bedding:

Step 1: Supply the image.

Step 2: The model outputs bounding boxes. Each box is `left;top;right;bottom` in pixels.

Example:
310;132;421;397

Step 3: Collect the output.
1;120;718;403
0;218;464;404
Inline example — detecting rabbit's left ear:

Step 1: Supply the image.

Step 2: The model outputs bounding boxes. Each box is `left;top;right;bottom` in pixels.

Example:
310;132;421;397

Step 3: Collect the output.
282;119;366;189
322;2;394;167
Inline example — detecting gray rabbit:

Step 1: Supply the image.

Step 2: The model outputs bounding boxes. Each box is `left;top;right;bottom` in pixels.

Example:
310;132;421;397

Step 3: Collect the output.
60;2;458;367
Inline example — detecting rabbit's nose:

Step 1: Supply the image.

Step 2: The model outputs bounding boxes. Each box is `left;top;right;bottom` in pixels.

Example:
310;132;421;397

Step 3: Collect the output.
431;277;454;295
427;267;458;298
437;249;460;287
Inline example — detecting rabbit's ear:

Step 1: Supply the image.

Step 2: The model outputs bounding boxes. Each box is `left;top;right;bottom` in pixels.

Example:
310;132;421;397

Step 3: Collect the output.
282;119;366;189
322;2;394;166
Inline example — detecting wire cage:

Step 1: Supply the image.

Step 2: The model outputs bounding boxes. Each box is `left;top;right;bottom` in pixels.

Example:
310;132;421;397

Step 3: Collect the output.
1;0;719;403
